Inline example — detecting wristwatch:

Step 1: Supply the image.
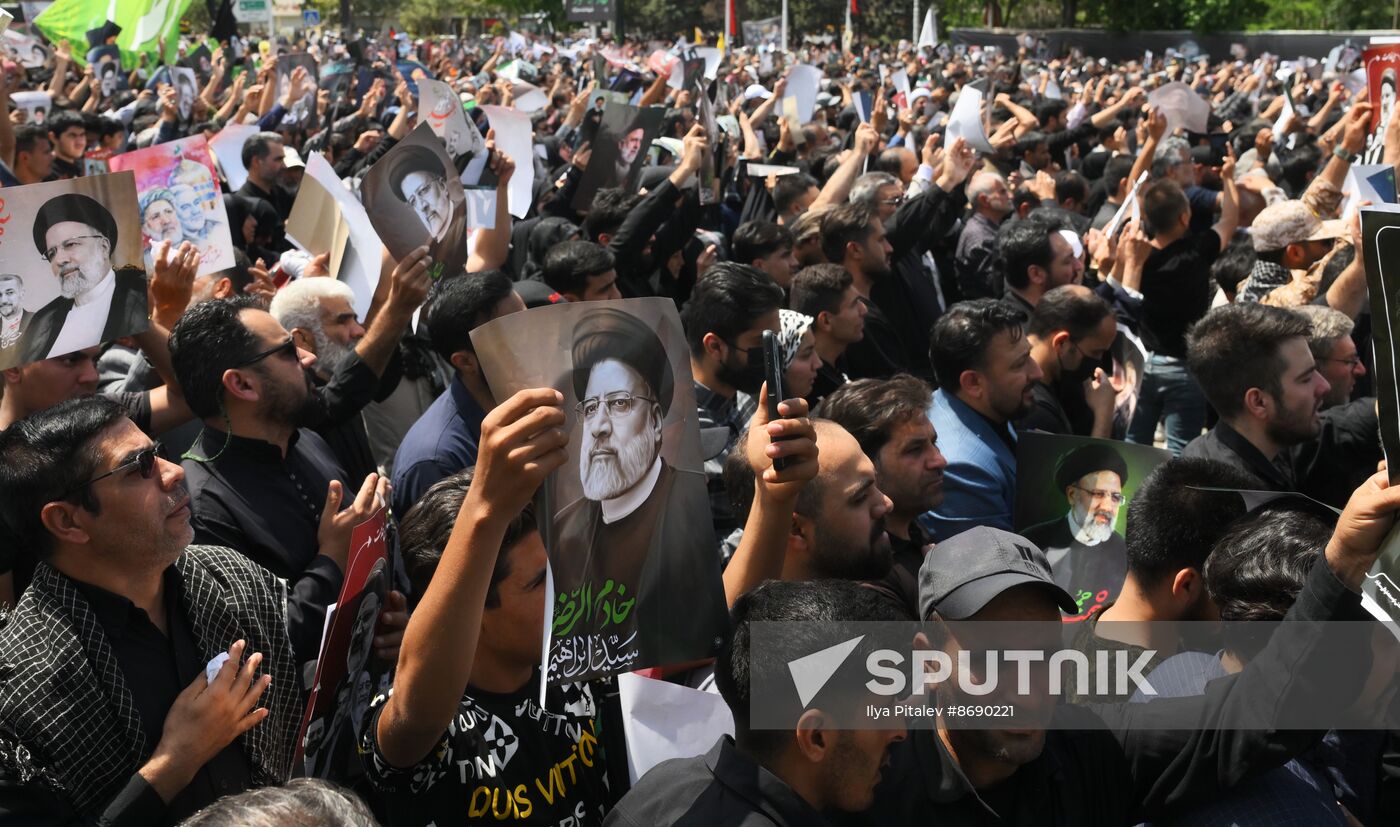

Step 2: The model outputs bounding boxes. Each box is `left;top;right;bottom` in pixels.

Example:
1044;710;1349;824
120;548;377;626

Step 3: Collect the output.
1333;146;1357;164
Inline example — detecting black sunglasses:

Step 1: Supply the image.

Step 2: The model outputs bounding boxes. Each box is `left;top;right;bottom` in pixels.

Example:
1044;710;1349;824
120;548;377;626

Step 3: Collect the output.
235;338;298;368
63;442;165;498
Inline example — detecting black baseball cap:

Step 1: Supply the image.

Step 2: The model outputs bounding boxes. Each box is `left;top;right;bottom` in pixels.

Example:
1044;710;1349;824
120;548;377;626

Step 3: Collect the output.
918;526;1078;620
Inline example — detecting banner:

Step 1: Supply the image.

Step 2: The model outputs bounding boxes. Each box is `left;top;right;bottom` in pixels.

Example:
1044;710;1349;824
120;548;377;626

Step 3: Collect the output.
1363;42;1400;165
108;134;235;278
741;16;781;49
34;0;193;67
470;299;728;685
565;0;612;23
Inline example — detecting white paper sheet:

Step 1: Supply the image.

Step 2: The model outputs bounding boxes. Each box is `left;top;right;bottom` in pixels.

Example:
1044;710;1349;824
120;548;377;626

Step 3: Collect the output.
945;83;994;154
617;672;734;785
209;123;260;191
301;153;384;321
1147;82;1210;135
784;64;823;124
479;105;535;219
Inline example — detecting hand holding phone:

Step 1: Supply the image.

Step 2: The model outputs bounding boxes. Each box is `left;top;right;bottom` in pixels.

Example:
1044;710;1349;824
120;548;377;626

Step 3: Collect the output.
762;330;790;472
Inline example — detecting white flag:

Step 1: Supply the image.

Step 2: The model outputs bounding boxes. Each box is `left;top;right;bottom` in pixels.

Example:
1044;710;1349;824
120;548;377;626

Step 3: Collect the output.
918;9;937;49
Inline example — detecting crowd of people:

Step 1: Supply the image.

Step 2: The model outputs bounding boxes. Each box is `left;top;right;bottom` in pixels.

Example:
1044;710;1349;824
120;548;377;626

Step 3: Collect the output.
0;16;1396;826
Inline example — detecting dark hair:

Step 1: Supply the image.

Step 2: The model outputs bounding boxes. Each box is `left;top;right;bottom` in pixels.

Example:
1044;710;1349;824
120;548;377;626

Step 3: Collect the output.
169;296;266;419
1027;285;1112;341
582;187;642;242
424;270;515;362
1206;508;1330;660
773;173;819;215
1033;99;1068;125
816;374;932;461
541;240;614;297
819;202;876;265
1187;303;1312;418
715;579;906;759
1140;179;1189;237
874;146;912;177
929;299;1027;392
680;263;784;358
731;221;794;265
0;396;128;560
14;124;50;157
722;424;757;526
241;131;285;169
1053;171;1088;207
1103;154;1136;197
46;110;86;139
399;468;537;610
1211;234;1256;300
998;219;1054;291
790;264;853;319
1277;143;1322;197
1015;130;1048;158
1124;458;1258;587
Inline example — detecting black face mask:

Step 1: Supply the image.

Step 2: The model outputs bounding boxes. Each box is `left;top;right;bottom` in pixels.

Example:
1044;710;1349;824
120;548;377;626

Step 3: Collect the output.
1060;345;1101;384
716;344;766;395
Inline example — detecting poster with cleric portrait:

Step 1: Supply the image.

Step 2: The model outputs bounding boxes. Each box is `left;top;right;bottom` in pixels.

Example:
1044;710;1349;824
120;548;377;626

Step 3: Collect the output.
0;172;147;371
361;123;469;281
108;135;235;279
470;298;728;686
418;77;485;163
1014;433;1169;620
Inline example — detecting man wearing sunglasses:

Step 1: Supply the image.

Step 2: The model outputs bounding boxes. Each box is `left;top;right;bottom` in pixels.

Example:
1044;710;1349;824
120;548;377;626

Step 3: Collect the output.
169;297;393;671
1022;442;1130;619
21;193;149;365
0;396;306;823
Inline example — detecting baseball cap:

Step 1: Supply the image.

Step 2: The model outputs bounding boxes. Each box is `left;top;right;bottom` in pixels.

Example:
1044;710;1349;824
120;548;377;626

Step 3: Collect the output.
1250;199;1345;253
513;280;567;309
918;526;1079;620
744;83;773;101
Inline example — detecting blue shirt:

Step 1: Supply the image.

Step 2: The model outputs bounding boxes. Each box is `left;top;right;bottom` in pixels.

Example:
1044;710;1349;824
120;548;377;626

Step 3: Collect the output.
391;376;486;518
918;389;1018;542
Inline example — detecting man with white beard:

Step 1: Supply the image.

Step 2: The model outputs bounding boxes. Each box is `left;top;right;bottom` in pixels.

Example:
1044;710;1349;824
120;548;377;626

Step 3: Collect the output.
1022;443;1130;618
552;307;727;667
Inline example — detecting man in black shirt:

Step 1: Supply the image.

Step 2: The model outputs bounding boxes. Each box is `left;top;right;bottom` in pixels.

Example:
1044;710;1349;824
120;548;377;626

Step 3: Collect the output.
998;217;1083;317
0;397;305;825
1125;172;1237;454
1019;285;1118;437
822;203;904;380
237;132;295;237
45;111;88;180
954;171;1013;299
1184;303;1380;509
818;375;948;618
364;389;611;826
170;297;391;667
790;264;867;408
607;580;908;826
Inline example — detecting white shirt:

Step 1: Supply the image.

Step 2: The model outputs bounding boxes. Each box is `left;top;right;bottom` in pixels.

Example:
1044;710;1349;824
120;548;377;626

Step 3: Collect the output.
47;268;116;359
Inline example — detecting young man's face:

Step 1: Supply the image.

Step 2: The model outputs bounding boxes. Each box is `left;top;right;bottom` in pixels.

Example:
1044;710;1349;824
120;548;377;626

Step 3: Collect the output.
754;246;798;289
825;286;868;345
1265;336;1330;446
977;328;1042;422
874;415;948;520
482;530;550;665
52;124;86;161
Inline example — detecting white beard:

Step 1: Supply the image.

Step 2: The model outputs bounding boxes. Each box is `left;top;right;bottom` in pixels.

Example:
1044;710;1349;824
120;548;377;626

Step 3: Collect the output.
1073;513;1116;546
580;431;657;501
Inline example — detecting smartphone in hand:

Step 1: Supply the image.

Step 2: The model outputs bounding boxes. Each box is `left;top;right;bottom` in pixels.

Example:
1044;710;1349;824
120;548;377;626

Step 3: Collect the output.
762;329;790;472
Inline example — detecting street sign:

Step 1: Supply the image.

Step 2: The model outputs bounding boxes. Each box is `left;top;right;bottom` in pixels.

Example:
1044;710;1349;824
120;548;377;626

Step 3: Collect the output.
233;0;272;24
303;9;320;27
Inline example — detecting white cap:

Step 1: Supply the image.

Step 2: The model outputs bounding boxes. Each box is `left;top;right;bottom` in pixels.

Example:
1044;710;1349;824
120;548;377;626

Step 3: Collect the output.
283;146;305;168
744;83;773;101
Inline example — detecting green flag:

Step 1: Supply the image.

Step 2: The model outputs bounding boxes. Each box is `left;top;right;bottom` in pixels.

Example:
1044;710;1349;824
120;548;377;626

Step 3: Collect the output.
35;0;194;69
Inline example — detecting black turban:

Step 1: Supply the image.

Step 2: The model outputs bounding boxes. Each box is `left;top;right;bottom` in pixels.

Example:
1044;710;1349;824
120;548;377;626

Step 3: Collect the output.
385;143;449;202
33;194;117;258
571;308;673;416
1054;443;1128;492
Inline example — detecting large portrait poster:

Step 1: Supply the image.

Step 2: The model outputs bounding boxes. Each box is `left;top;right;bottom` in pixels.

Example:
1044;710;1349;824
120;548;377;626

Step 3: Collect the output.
287;153;383;321
571;101;666;212
361;122;468;281
294;506;393;778
0;172;147;370
275;52;320;129
1014;433;1169;620
108;134;235;277
1360;204;1400;623
471;298;728;685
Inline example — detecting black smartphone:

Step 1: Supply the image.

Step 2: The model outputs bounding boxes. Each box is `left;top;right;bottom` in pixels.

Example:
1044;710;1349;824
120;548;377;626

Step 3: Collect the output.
762;329;789;471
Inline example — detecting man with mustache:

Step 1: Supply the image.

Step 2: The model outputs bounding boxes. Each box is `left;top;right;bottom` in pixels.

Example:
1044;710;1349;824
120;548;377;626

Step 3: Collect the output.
552;307;727;670
0;274;28;370
386;144;469;277
22;193;148;365
1022;443;1130;618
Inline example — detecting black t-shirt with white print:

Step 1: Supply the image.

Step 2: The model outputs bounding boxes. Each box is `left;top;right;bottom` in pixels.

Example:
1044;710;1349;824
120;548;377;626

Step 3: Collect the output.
360;672;608;826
